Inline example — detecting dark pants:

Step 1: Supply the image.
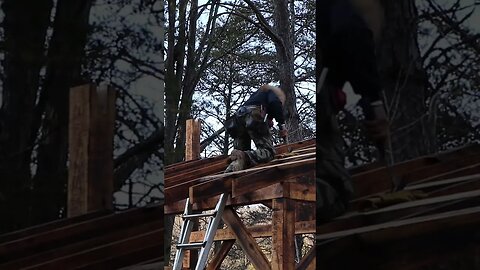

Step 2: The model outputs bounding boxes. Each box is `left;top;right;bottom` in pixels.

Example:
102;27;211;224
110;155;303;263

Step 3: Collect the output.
229;107;275;166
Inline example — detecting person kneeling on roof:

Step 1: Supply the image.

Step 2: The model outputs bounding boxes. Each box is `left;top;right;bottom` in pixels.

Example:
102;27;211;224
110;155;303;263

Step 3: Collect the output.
224;84;288;172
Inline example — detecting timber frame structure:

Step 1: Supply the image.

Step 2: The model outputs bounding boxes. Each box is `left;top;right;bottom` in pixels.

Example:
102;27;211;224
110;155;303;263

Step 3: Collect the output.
165;137;317;270
167;118;480;269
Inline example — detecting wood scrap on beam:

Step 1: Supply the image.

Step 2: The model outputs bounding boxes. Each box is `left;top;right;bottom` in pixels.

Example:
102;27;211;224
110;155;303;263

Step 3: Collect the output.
222;208;271;270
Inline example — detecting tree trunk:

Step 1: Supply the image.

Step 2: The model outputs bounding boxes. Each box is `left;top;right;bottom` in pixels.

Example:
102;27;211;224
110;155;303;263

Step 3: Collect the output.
272;0;301;142
31;0;93;225
0;0;53;233
165;0;185;165
377;0;433;161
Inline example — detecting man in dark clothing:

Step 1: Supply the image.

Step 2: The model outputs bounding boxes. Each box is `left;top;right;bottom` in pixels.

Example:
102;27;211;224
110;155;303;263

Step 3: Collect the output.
225;85;288;172
316;0;389;221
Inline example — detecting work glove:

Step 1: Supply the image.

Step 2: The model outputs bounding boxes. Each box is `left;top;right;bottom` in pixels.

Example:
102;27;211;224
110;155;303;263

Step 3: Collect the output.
361;99;389;146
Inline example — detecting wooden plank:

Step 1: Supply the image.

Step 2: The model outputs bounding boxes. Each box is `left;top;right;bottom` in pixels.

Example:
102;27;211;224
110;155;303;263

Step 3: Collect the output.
271;198;295;270
222;208;271;270
189;220;315;242
185;119;201;161
166;159;229;190
0;205;162;262
296;247;315;270
165;156;224;179
316;205;480;242
23;229;163;270
165;140;315;189
318;188;480;234
0;210;111;244
206;240;235;270
0;220;163;269
68;84;115;217
352;154;480;199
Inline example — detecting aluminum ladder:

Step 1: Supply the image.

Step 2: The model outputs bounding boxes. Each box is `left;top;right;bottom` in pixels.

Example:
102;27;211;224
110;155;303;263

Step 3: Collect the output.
172;193;228;270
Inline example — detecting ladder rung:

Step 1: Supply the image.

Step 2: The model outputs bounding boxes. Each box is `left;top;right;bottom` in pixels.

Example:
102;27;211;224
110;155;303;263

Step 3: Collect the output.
177;242;205;249
183;212;216;219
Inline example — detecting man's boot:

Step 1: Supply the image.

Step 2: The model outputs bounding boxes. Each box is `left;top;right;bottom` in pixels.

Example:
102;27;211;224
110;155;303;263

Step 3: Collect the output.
225;150;248;173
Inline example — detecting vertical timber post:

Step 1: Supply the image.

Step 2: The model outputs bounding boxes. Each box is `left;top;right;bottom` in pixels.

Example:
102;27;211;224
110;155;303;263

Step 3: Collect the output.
185;119;201;268
68;84;116;217
272;198;296;270
185;119;201;161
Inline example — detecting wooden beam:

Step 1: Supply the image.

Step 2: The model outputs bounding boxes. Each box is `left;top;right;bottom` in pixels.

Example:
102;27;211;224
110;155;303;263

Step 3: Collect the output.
0;205;162;263
282;181;315;202
189;220;315;242
231;161;315;199
172;157;315;205
271;198;295;270
222;208;271;270
165;140;315;190
206;240;235;270
167;181;316;215
185;119;201;161
165;183;286;214
68;84;115;217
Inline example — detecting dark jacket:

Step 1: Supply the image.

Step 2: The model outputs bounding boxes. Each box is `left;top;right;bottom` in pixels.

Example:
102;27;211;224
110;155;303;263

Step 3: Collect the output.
243;89;285;127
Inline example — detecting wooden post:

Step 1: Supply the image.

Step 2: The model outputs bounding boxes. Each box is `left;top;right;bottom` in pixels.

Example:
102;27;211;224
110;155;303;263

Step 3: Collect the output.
185;119;201;268
271;198;296;270
68;84;116;217
185;119;201;161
